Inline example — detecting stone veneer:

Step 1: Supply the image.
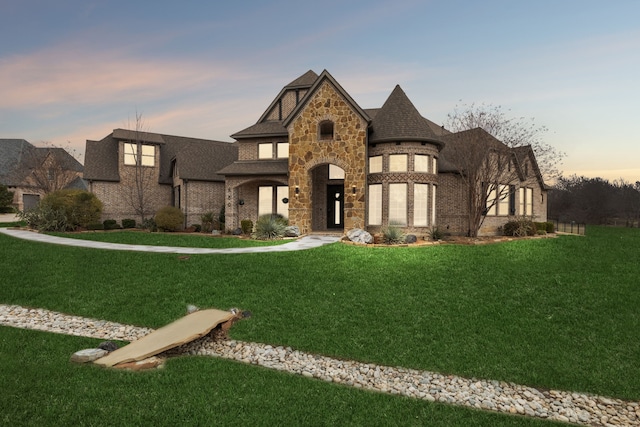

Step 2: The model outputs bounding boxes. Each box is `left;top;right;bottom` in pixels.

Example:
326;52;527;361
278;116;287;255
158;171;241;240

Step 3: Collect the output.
287;81;368;234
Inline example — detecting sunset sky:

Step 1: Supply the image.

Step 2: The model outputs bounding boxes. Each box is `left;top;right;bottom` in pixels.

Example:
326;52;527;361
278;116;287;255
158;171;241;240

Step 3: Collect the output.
1;0;639;182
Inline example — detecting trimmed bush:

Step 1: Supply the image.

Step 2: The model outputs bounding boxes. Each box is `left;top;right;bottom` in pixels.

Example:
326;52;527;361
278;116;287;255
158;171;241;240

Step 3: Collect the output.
241;219;253;234
103;219;121;230
122;218;136;229
503;217;536;237
0;184;14;210
545;222;555;233
142;218;157;232
155;206;184;232
253;214;286;240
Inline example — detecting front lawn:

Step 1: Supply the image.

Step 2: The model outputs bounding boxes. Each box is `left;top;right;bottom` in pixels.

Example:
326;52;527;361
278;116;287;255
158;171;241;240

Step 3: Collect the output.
1;226;638;424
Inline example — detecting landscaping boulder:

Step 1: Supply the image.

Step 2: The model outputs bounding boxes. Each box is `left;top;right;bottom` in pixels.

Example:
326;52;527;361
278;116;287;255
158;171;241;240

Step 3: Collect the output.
71;348;108;363
284;225;300;237
98;341;119;352
231;228;242;235
347;228;373;244
405;234;417;244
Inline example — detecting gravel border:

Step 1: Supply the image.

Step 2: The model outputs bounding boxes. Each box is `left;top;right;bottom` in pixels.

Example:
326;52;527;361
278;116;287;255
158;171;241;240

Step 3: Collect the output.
1;304;638;426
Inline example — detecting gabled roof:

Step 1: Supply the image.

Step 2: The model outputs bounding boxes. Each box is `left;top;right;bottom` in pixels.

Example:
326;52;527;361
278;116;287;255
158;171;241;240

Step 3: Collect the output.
231;70;319;140
438;127;506;173
0;139;83;186
368;85;444;148
84;130;237;184
0;139;33;185
283;69;371;128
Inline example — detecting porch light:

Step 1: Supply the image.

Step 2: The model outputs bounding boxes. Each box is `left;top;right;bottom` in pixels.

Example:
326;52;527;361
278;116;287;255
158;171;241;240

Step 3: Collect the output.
352;186;356;194
295;186;299;195
238;199;244;205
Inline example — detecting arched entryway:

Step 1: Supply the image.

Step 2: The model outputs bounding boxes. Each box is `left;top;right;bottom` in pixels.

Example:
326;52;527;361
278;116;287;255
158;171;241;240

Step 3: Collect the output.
311;164;344;231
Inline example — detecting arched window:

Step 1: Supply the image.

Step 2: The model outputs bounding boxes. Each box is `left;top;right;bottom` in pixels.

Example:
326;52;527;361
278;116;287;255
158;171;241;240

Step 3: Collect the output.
319;120;334;140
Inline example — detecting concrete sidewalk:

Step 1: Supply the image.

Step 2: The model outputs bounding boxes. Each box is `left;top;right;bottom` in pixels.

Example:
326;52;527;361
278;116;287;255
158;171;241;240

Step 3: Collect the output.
0;228;341;254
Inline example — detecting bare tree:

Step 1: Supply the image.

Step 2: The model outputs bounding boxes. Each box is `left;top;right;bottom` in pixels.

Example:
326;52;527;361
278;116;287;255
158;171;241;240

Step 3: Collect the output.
121;112;156;224
446;102;565;182
23;142;83;194
442;128;520;237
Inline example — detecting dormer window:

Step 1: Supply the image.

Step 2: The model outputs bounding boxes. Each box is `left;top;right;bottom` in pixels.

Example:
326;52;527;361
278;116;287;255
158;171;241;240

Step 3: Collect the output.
124;142;154;167
319;120;334;140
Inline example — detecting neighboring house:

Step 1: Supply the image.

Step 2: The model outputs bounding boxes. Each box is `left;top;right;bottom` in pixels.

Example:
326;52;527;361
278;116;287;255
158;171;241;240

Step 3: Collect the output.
0;139;84;211
84;129;237;226
83;69;547;236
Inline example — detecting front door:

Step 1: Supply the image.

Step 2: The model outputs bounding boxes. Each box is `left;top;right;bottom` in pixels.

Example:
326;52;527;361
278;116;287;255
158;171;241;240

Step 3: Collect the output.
327;185;344;229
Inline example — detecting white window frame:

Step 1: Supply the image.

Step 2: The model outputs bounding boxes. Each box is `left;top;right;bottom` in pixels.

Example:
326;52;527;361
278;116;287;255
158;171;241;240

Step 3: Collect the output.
124;142;154;167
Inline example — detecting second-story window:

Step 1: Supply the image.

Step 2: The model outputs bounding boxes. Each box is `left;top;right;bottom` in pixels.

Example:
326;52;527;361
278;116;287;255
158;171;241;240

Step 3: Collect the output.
124;143;154;166
258;143;272;159
276;142;289;159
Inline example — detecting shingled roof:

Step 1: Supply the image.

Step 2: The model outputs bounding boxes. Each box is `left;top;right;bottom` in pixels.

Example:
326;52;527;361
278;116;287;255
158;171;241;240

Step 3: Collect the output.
368;85;444;148
217;159;289;176
84;130;237;184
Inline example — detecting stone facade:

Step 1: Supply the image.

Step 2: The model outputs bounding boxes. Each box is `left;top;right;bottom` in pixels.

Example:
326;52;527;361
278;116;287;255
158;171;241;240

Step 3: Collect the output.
287;81;368;234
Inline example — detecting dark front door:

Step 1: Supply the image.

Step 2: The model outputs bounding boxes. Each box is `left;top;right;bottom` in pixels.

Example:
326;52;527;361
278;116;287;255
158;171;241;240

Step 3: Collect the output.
327;185;344;229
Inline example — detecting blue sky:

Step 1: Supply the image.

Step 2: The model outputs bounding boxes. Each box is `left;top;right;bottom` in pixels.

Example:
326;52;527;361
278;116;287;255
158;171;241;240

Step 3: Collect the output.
1;0;639;182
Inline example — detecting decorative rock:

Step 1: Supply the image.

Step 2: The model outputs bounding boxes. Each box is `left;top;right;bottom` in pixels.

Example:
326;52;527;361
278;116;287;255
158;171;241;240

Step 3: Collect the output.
405;234;417;244
186;304;199;314
71;348;108;363
231;228;242;235
98;341;119;352
347;228;373;244
284;225;300;237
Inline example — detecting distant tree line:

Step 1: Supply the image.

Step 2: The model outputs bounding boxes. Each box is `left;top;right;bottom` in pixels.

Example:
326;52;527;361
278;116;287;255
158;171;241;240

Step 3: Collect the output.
549;175;640;226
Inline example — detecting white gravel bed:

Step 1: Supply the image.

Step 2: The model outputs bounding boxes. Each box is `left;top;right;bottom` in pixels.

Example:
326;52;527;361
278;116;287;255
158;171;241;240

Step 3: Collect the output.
1;304;638;426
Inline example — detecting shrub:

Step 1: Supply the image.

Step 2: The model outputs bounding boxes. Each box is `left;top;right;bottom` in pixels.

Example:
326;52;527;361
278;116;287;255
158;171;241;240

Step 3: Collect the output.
381;223;405;244
545;222;555;233
503;217;536;237
42;189;103;229
142;218;157;232
217;205;226;230
426;225;444;241
87;223;104;230
201;212;214;233
191;224;202;232
103;219;121;230
253;214;286;240
241;219;253;234
155;206;184;231
0;184;14;210
122;218;136;229
18;204;69;232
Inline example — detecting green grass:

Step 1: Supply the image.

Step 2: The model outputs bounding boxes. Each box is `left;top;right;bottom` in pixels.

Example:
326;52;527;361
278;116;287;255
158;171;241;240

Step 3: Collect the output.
1;227;639;424
0;327;559;426
46;230;290;248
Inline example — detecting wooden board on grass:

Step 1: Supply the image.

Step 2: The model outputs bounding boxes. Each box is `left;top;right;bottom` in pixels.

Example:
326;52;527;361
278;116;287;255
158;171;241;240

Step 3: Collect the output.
94;309;234;367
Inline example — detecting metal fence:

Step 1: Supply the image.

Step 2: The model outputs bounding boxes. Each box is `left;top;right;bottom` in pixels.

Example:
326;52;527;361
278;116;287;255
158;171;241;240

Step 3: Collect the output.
552;220;586;235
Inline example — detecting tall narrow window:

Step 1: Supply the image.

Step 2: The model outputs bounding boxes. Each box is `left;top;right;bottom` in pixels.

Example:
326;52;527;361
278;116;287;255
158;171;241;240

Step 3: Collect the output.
368;184;382;225
319;120;334;140
432;157;438;174
432;185;437;225
258;186;273;216
389;154;408;172
389;183;407;225
498;184;509;216
486;187;497;216
519;188;525;215
369;156;382;173
414;155;429;172
526;187;533;216
414;184;429;226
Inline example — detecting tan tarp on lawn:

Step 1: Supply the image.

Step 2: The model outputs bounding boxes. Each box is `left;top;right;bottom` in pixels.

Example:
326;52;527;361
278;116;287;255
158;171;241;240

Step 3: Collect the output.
94;309;234;367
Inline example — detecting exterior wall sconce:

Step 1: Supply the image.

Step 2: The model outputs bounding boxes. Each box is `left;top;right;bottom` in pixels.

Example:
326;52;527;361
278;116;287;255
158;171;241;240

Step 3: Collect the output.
295;186;300;195
352;186;356;194
282;197;289;204
238;199;244;205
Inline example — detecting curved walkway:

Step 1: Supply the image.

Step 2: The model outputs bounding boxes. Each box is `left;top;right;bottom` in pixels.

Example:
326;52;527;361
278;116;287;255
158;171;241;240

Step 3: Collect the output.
0;228;341;254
